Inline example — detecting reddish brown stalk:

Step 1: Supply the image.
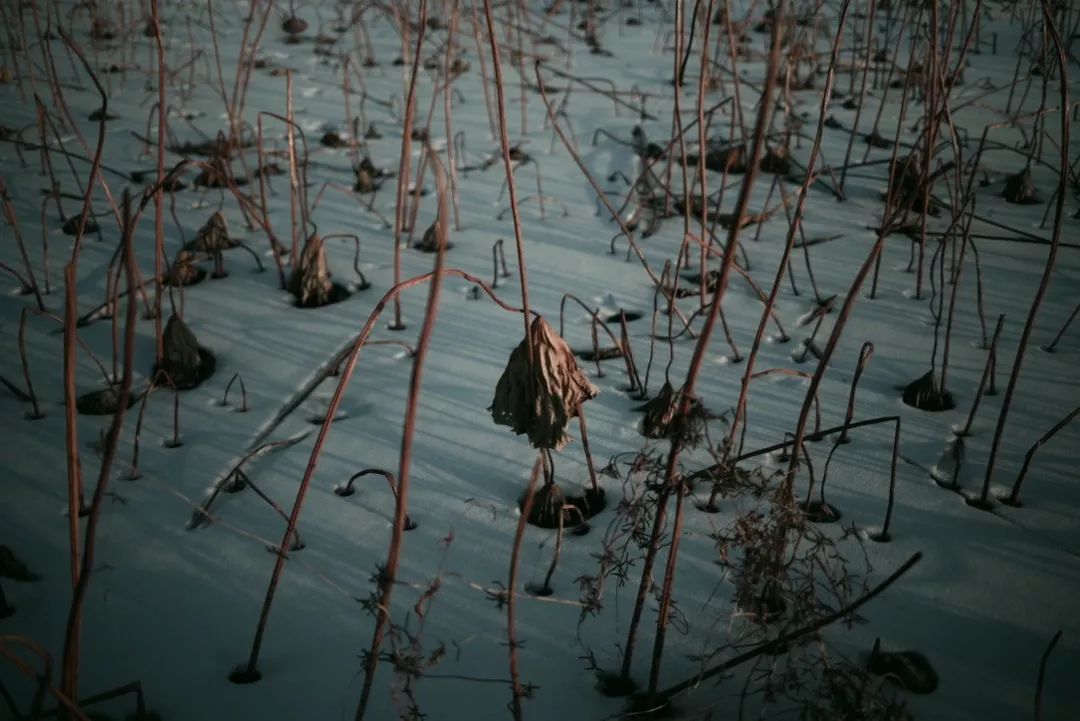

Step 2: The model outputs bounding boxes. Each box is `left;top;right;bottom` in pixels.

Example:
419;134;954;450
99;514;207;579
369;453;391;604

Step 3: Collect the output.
342;56;361;174
285;71;301;262
151;0;166;362
50;32;124;234
696;0;716;302
1004;407;1080;507
937;201;978;394
1044;300;1079;352
336;469;415;529
869;38;920;299
129;371;179;479
728;0;852;453
16;306;107;423
838;343;874;444
444;0;463;230
468;0;500;141
646;459;687;696
557;294;621;348
390;0;428;330
534;63;693;334
784;1;920;502
0;179;45;311
222;373;248;411
62;265;83;587
670;0;692;291
205;0;248;182
508;458;543;721
1035;630;1063;721
577;406;599;493
354;150;450;721
628;3;792;692
61;191;139;706
838;0;877;197
957;314;1005;439
482;0;533;355
238;268;528;680
978;0;1069;511
784;249;889;496
55;31;110;269
0;636;91;721
255;114;295;288
912;0;949;302
230;1;272;127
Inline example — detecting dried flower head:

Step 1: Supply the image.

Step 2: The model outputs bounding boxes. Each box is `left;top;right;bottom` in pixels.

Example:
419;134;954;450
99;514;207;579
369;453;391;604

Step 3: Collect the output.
490;316;599;450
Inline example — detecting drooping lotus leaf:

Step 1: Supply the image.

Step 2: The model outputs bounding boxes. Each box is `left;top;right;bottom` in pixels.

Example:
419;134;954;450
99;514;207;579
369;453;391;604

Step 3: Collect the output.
161;313;203;388
288;236;335;307
902;369;954;412
417;218;451;253
491;316;599;451
0;545;40;581
1002;167;1039;204
165;249;204;287
194;211;234;252
636;380;708;445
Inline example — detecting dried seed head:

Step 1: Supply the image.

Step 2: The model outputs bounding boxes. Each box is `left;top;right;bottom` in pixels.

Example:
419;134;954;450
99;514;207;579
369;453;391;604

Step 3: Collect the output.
491;316;599;450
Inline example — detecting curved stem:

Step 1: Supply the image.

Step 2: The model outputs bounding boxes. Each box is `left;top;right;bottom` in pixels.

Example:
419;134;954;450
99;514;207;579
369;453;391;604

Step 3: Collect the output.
979;0;1069;511
506;458;542;720
482;0;532;357
355;159;448;720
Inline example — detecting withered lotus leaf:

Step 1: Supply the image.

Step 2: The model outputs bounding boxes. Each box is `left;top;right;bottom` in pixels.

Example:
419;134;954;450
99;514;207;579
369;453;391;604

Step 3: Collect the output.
289;236;334;306
491;316;599;450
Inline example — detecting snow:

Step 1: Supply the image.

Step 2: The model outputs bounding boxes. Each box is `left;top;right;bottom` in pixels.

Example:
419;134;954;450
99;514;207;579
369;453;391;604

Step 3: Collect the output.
1;1;1078;720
